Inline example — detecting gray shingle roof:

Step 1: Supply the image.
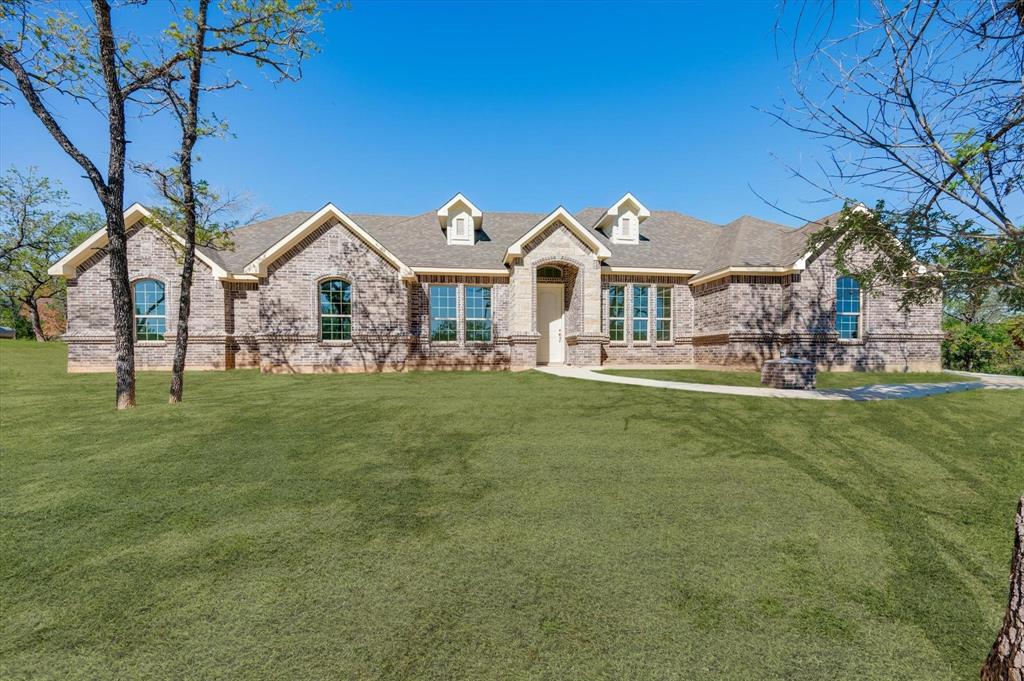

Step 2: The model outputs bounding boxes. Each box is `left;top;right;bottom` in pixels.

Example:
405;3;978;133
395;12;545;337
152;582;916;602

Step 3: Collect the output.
198;211;314;273
575;207;722;270
200;205;831;277
697;215;800;275
354;211;546;269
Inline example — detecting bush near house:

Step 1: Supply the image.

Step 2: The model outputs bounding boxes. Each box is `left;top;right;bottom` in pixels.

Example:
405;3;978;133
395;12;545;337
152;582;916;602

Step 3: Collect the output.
943;316;1024;376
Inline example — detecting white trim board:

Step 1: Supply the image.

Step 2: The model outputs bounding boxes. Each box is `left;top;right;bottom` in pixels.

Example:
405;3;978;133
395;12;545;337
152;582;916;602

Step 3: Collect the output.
504;206;611;264
47;203;231;279
242;203;414;280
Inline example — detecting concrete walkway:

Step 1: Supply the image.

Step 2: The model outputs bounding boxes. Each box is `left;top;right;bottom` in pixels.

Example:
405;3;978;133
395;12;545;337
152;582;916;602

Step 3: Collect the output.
536;365;1024;401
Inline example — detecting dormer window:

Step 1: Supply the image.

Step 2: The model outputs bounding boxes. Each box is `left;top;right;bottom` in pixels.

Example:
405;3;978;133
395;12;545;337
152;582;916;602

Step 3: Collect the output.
437;193;483;246
597;192;650;245
450;214;472;245
614;212;639;244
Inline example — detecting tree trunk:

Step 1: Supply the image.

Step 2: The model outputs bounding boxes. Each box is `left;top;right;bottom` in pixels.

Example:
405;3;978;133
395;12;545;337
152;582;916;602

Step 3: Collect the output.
105;204;136;410
982;495;1024;681
94;0;136;410
27;297;45;341
168;0;209;404
169;244;194;403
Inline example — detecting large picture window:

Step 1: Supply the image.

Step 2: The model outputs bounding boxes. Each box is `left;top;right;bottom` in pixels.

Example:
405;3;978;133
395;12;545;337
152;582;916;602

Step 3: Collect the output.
835;275;861;340
656;286;672;342
430;285;457;342
319;279;352;340
608;285;625;341
632;285;649;342
133;279;166;341
465;286;492;342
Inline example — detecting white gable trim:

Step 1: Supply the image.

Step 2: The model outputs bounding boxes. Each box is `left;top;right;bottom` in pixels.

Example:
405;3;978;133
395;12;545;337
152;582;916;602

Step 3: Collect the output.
47;203;230;280
436;192;483;229
412;267;509;277
688;265;806;286
243;203;414;279
504;207;611;264
596;192;651;229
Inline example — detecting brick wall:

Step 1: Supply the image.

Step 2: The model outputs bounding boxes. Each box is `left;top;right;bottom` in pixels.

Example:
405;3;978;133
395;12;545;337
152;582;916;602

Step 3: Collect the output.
62;219;942;375
65;223;233;372
600;275;695;365
685;245;942;371
257;219;411;372
408;275;512;370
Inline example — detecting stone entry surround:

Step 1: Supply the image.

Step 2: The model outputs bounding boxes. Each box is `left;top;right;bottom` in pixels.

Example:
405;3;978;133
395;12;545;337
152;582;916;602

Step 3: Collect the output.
506;221;606;369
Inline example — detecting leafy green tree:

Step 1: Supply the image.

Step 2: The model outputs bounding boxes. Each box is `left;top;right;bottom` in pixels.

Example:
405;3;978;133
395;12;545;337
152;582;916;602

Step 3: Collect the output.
0;168;98;340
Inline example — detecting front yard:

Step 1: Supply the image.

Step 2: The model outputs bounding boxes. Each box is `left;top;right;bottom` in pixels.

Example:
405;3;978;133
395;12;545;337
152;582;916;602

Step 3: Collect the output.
1;341;1021;680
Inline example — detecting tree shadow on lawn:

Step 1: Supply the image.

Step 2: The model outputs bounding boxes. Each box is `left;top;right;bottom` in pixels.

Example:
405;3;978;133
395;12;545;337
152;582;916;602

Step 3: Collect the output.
627;384;1006;677
760;418;998;678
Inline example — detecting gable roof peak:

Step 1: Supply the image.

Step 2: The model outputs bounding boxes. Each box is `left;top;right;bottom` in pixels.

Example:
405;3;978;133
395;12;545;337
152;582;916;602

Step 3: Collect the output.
596;192;651;229
504;205;611;264
436;192;483;229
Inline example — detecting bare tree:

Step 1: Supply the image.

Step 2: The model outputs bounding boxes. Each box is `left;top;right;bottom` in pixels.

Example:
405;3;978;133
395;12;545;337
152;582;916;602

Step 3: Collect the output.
135;0;330;403
1;1;142;407
1;0;333;406
771;1;1024;311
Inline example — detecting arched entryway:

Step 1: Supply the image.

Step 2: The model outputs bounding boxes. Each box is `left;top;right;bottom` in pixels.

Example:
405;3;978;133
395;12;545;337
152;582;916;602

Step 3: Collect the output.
535;262;579;365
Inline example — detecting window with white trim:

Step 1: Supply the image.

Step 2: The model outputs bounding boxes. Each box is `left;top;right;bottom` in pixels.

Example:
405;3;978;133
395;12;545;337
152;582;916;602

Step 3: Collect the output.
430;285;457;341
134;279;166;341
656;286;672;342
612;211;639;244
319;279;352;340
465;286;492;342
447;213;473;245
608;285;625;341
835;276;861;340
632;285;649;342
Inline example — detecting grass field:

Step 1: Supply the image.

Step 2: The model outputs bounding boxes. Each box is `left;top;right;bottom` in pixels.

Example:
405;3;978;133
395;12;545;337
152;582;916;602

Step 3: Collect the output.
598;367;961;389
1;340;1021;680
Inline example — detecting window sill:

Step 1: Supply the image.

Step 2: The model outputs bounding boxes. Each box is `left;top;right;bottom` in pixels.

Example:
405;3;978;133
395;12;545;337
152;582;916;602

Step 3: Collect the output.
136;340;168;347
609;341;628;347
319;340;353;347
656;341;674;346
430;341;460;346
837;338;864;346
466;341;494;346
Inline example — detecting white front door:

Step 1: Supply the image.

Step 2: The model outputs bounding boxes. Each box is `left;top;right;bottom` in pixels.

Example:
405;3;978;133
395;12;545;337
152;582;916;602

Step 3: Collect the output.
537;284;565;364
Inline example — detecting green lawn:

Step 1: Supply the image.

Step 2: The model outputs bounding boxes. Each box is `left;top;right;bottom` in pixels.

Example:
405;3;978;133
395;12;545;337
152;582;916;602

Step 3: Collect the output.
599;367;961;389
1;341;1021;680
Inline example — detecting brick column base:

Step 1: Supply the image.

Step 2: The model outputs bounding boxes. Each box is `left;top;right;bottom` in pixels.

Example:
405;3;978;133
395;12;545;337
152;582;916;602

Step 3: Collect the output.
566;333;607;366
509;333;541;371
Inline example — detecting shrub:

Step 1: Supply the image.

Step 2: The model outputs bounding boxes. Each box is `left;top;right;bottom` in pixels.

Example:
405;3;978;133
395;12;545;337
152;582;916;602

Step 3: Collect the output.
943;317;1024;376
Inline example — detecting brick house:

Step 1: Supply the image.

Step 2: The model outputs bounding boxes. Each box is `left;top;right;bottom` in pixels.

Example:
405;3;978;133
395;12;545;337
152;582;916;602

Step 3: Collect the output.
48;193;942;373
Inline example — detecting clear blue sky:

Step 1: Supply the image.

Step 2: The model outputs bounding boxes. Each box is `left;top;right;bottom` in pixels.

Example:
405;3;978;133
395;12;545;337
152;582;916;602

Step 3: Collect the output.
0;1;849;227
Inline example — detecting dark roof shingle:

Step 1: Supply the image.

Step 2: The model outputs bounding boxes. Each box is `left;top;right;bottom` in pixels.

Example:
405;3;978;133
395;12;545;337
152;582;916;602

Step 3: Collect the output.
200;205;834;277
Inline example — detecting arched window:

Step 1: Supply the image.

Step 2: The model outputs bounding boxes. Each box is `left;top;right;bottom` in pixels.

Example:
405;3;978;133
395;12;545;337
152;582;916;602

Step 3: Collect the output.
835;275;861;340
319;279;352;340
536;265;562;279
134;279;166;341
